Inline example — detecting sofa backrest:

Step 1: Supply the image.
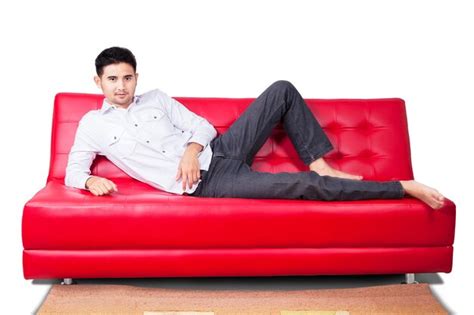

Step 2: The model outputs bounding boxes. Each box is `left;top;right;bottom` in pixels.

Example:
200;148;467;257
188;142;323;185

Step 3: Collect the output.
47;93;414;183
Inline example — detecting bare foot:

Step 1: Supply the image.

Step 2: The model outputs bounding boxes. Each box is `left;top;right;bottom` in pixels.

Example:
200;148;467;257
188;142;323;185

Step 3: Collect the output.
400;180;445;209
309;157;363;180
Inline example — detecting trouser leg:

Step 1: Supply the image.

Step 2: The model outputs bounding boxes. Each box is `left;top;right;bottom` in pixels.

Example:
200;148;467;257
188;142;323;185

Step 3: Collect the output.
193;80;404;200
211;80;334;166
196;158;404;200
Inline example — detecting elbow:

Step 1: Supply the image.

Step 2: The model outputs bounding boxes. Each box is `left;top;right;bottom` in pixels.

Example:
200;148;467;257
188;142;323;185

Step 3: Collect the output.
210;125;218;139
64;171;72;188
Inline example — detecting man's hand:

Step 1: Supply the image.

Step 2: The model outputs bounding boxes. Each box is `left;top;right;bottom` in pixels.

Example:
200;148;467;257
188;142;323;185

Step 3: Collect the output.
176;142;203;191
85;176;118;196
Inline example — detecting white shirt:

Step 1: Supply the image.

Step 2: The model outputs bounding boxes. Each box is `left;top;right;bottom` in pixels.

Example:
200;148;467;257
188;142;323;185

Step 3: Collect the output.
65;89;217;195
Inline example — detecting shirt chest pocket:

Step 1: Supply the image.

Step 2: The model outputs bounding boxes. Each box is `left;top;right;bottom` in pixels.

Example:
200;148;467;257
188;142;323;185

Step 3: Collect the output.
106;126;137;158
137;109;173;133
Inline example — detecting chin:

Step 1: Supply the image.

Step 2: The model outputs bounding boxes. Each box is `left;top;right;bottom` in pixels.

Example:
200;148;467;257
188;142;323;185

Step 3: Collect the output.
114;98;132;106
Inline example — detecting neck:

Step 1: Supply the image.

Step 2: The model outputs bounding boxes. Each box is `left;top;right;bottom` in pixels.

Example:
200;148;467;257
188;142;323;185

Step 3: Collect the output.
107;98;134;109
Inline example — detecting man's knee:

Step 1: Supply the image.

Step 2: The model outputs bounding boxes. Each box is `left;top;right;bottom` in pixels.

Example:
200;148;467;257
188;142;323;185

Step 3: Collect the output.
265;80;298;104
270;80;296;92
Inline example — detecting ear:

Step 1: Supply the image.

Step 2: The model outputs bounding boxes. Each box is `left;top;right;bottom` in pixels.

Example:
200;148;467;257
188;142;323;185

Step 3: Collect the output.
94;75;101;89
135;72;139;81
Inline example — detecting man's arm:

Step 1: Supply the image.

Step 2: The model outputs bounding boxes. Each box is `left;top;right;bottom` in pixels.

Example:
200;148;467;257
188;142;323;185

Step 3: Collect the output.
155;89;217;191
176;142;204;190
156;89;217;150
65;116;117;196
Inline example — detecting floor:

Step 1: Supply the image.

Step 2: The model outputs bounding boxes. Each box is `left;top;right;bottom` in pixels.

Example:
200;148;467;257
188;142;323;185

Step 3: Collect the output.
27;273;454;314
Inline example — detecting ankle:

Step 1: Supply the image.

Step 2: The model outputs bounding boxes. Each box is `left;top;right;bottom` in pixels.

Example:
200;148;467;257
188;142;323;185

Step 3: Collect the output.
399;180;413;196
309;157;329;171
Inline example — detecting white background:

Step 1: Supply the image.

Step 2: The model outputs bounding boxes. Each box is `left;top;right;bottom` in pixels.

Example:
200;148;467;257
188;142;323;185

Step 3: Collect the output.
1;0;473;313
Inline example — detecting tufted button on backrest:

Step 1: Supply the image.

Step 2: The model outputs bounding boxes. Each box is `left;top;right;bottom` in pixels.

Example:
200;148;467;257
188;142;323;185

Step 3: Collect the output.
47;94;414;183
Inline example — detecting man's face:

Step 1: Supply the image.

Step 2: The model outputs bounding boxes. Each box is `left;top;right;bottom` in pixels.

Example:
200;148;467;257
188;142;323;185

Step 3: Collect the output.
94;62;138;108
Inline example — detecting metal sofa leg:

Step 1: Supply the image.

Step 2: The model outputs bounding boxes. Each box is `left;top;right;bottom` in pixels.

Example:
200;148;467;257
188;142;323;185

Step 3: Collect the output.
61;278;74;285
402;273;419;284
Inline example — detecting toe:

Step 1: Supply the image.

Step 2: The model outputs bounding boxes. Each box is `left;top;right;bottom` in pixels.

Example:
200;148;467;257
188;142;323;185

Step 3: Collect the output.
434;199;445;209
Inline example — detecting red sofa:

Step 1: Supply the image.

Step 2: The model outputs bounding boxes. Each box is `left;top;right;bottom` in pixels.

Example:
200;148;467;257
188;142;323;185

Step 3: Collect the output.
22;93;456;284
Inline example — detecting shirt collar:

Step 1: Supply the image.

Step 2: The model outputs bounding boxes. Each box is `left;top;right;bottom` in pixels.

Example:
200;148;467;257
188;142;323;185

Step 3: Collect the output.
100;95;140;114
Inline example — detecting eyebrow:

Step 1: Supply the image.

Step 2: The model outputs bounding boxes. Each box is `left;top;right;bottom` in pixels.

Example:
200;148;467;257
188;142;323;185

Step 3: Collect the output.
106;74;134;79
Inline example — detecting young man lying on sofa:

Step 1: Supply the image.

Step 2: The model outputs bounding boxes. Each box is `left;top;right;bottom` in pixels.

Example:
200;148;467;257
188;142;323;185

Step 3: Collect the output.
65;46;445;209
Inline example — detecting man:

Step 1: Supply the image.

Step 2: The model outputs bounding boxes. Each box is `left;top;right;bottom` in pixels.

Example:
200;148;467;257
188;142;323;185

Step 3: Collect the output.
65;47;445;209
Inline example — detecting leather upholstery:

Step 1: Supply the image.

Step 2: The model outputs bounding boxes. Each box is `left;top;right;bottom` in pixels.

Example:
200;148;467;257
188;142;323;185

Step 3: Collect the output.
22;93;456;279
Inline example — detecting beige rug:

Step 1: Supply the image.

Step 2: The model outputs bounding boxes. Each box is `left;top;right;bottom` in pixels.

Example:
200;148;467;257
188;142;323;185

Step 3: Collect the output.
37;283;447;314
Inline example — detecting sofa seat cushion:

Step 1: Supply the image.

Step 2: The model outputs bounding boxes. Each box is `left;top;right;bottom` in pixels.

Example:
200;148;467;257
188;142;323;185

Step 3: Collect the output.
22;180;455;250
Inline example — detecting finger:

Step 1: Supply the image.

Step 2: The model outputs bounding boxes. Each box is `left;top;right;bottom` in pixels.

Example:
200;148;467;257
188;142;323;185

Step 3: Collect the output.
183;171;189;190
182;173;188;190
188;176;193;189
97;183;109;195
103;181;114;193
92;188;103;196
97;183;108;194
90;188;99;196
107;181;117;193
176;169;182;181
90;185;101;195
187;173;192;189
111;182;118;192
94;185;103;196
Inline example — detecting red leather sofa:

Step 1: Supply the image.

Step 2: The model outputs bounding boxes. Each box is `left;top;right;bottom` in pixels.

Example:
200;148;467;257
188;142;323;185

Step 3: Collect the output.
22;93;456;283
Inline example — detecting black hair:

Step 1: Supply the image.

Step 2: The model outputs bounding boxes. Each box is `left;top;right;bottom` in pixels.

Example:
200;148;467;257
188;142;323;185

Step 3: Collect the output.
95;47;137;76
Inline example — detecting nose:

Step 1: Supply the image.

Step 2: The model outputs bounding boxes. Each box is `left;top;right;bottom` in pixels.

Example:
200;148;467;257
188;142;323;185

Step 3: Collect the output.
117;79;125;89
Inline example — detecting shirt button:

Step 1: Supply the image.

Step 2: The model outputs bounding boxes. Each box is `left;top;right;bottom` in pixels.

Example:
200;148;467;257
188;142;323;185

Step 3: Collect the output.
114;136;117;140
146;140;150;143
162;150;166;153
182;130;184;133
154;116;157;119
134;123;138;127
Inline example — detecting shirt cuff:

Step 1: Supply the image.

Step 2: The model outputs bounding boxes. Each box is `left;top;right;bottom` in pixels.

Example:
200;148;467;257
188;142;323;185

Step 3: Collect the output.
65;173;92;190
80;175;92;190
187;134;211;150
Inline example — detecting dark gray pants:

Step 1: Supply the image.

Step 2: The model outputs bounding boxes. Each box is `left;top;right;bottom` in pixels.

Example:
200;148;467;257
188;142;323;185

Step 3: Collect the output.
191;80;404;200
